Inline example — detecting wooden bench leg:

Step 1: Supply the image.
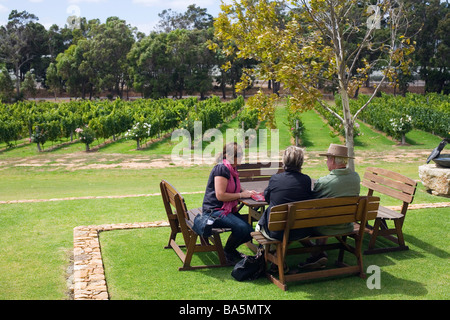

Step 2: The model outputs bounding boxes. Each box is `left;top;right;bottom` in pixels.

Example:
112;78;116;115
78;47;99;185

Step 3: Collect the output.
336;236;348;264
212;233;228;266
394;219;406;247
266;244;287;291
276;245;285;287
165;231;180;249
354;235;365;278
179;233;198;271
364;218;409;255
366;218;382;253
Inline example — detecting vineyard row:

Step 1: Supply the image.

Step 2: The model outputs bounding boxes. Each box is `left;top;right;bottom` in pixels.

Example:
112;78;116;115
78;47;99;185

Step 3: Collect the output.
0;96;246;151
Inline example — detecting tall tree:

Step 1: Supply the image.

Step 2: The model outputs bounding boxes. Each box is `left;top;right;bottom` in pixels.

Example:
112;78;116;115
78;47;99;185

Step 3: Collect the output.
0;67;15;102
45;62;61;99
406;0;449;94
128;32;175;98
183;29;213;99
215;0;414;169
83;17;135;98
55;43;92;98
129;28;217;99
0;10;41;95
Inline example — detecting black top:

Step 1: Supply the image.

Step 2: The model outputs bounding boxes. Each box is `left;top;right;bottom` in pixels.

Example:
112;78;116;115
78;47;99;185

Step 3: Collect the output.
258;170;314;240
202;164;239;212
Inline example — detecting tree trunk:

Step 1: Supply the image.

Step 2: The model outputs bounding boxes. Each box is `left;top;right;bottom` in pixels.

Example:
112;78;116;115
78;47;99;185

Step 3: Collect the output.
340;89;355;171
14;63;20;96
221;71;226;99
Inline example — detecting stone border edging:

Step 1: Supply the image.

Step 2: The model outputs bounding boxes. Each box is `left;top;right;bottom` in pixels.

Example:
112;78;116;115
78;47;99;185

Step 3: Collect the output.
72;202;449;300
73;221;169;300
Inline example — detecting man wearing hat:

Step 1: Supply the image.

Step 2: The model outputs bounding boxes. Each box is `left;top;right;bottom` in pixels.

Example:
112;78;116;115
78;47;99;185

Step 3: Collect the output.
314;143;360;200
299;144;360;269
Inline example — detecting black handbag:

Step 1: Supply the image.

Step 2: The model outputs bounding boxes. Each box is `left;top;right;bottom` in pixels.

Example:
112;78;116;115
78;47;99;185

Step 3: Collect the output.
231;246;265;281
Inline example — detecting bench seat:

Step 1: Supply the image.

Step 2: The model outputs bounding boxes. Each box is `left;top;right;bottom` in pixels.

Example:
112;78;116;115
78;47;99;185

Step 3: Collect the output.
251;196;380;290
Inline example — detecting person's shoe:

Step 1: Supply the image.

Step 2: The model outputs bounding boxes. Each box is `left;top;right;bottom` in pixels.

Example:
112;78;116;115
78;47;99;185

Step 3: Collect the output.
298;253;328;270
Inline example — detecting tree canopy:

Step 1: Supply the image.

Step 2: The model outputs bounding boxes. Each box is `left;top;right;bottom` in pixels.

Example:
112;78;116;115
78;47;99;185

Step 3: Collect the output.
0;2;447;109
214;0;418;168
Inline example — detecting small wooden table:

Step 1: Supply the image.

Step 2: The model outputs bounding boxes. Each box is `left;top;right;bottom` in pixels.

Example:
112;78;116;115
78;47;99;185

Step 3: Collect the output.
239;181;269;224
239;181;269;252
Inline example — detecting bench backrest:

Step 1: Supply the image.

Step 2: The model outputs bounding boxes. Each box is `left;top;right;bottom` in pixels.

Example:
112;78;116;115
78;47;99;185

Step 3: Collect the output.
268;196;380;232
161;179;187;217
362;167;417;204
160;180;191;242
237;162;284;182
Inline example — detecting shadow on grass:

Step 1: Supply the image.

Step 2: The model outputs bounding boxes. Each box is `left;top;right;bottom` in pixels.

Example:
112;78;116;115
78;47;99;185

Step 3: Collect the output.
101;223;446;299
162;234;430;299
299;129;314;148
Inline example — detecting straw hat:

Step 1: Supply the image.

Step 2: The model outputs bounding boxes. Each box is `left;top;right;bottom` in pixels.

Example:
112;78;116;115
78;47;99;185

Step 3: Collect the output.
319;144;354;159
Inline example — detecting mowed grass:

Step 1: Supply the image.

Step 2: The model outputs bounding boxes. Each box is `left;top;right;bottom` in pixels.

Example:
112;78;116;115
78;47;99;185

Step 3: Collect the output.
0;103;448;300
100;205;449;300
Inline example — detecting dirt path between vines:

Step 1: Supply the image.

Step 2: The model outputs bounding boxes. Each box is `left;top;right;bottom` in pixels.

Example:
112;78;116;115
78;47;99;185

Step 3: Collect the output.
1;148;443;205
0;148;433;171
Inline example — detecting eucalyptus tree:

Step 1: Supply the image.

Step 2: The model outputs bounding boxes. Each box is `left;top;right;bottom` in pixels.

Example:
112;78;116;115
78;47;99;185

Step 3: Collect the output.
55;43;92;99
129;28;216;99
83;17;135;98
45;62;61;99
0;10;43;95
174;28;216;99
405;0;449;94
128;31;175;98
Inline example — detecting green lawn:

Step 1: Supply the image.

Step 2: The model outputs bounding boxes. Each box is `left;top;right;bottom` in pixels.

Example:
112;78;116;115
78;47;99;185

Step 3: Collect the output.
0;104;448;300
100;205;449;300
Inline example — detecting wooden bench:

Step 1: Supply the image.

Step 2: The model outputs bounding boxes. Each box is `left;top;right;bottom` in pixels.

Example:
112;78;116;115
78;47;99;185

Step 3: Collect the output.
160;179;231;270
237;161;284;222
251;196;380;291
361;167;417;254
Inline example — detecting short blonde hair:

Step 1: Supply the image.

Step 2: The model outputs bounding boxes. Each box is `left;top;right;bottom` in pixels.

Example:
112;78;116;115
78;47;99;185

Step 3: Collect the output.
283;146;304;172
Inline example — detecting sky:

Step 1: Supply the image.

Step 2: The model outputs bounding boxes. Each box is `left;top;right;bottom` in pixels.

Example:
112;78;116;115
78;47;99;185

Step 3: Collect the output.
0;0;224;35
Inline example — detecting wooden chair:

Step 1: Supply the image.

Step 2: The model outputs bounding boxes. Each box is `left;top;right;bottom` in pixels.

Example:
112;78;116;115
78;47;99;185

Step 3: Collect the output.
251;196;380;291
160;179;230;270
361;167;417;254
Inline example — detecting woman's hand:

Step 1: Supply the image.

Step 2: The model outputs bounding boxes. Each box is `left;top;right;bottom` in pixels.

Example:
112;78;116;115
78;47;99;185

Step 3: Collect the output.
239;189;256;199
214;176;256;201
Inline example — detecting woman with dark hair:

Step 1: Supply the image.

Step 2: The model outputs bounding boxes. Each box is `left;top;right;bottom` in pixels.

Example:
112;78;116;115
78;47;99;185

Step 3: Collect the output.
202;142;256;264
